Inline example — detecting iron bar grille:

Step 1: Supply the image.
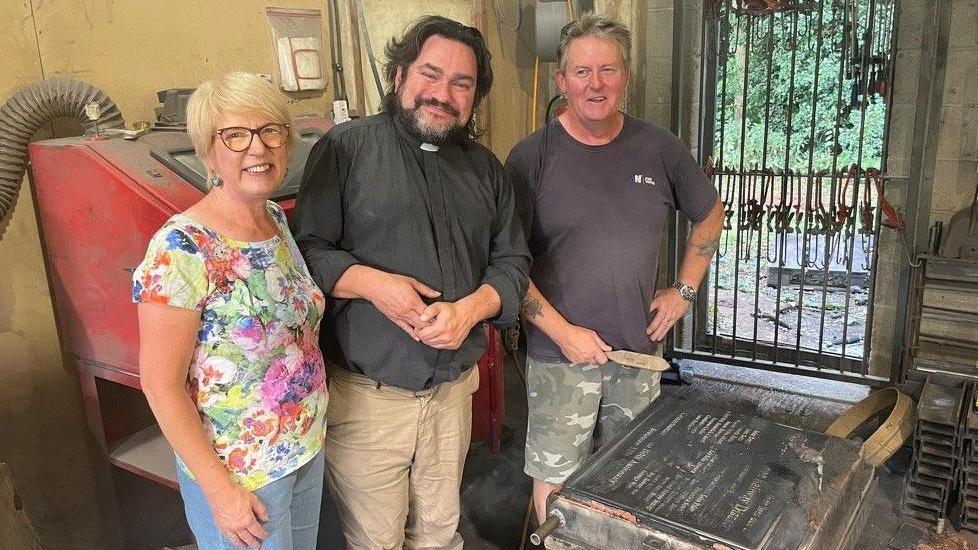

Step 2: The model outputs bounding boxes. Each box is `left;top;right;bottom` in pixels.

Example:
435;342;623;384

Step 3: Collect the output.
678;0;898;381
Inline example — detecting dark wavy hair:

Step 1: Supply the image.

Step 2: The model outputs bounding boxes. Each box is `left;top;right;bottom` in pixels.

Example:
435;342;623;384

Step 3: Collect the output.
381;15;493;138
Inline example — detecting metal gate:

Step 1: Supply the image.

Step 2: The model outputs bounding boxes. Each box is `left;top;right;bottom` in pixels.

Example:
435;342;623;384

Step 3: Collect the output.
672;0;899;382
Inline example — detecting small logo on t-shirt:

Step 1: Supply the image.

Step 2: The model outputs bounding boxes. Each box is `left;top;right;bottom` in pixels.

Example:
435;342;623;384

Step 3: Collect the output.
632;174;656;186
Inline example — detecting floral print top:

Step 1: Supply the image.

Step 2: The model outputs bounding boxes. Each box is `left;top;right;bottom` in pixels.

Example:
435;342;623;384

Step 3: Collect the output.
132;201;327;491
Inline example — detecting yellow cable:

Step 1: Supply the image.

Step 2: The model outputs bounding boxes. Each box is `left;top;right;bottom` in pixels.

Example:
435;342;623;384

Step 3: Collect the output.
566;0;575;20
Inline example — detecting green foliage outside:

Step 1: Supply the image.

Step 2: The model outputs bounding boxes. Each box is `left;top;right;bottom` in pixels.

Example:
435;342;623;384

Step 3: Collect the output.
712;1;893;173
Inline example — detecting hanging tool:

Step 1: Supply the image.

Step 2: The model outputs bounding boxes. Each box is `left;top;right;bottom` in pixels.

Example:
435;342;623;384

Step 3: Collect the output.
769;170;796;264
738;169;751;260
859;168;878;270
765;170;778;233
828;166;856;266
766;171;782;264
798;173;812;237
325;0;350;124
836;173;858;268
809;171;833;270
865;168;921;267
860;233;874;271
751;168;769;231
834;164;858;228
722;169;736;231
725;14;740;57
789;172;803;266
741;168;759;260
809;171;826;236
866;168;903;230
719;169;734;258
859;170;875;234
780;169;796;233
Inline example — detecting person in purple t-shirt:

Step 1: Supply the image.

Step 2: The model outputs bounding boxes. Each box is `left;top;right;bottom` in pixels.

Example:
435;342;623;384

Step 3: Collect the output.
505;12;724;526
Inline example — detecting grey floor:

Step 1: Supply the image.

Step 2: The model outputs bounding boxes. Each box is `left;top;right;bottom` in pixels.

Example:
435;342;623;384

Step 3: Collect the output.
116;356;974;549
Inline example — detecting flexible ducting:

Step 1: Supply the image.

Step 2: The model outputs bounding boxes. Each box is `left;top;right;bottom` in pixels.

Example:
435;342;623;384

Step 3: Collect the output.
0;77;124;228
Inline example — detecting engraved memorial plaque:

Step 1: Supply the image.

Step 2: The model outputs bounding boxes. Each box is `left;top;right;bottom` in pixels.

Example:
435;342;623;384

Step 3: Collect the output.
560;396;870;550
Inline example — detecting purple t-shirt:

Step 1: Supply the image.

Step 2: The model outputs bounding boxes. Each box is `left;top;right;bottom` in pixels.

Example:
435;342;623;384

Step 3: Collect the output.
506;115;718;362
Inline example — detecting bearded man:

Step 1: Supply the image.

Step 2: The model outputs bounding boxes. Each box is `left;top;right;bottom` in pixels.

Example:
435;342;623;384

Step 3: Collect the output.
292;15;530;550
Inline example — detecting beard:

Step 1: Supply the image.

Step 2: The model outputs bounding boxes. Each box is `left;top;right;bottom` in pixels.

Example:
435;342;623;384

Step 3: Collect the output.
394;92;468;145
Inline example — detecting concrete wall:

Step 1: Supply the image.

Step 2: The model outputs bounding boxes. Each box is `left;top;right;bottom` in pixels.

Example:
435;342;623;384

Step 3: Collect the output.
632;0;703;141
865;0;922;378
869;0;978;379
0;1;536;547
0;1;120;546
931;0;978;224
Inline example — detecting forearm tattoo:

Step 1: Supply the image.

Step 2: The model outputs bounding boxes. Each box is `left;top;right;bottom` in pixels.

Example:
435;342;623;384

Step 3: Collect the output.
694;235;721;259
520;296;543;320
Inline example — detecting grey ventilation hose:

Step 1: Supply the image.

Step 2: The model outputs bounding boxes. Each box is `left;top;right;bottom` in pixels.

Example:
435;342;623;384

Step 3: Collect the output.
0;77;125;227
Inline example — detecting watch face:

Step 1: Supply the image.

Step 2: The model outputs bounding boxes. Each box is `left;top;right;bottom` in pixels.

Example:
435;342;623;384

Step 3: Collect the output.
675;282;695;301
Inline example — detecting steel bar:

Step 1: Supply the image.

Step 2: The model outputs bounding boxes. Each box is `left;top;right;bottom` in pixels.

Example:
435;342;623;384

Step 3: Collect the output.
753;13;776;361
704;3;726;356
794;0;827;369
816;2;852;372
773;10;801;363
731;12;756;359
530;514;562;545
841;0;881;372
671;348;888;386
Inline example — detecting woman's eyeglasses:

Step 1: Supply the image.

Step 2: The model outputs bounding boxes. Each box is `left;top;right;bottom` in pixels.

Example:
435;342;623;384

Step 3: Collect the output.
215;123;290;152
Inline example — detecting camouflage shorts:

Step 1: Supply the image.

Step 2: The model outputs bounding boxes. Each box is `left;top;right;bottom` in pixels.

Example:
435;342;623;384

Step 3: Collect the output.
524;356;661;484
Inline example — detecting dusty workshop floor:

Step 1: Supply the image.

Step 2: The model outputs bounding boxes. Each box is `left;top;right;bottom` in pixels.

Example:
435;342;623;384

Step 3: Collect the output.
111;357;978;550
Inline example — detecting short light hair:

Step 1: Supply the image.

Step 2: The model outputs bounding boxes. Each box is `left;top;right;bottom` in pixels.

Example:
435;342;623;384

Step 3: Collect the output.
556;12;631;75
186;72;295;177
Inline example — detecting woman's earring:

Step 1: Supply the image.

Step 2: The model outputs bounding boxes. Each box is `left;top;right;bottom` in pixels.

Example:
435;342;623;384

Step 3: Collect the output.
210;176;223;187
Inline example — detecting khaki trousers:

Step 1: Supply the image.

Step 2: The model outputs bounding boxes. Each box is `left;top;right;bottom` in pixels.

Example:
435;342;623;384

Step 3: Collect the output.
324;365;480;550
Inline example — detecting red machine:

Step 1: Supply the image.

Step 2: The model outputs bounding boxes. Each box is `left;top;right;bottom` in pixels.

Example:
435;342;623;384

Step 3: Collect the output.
28;117;504;488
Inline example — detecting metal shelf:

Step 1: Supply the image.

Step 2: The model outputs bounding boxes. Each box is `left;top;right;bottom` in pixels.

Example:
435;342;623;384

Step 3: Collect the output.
907;256;978;381
107;424;177;489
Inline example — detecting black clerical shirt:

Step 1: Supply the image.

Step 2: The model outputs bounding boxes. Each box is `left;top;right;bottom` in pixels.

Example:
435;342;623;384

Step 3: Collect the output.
292;112;530;391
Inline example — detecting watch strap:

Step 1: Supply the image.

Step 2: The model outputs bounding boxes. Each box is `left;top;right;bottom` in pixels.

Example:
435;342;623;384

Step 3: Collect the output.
673;281;696;301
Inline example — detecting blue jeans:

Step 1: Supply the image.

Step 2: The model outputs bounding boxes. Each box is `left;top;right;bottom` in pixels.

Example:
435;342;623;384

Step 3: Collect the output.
177;450;325;550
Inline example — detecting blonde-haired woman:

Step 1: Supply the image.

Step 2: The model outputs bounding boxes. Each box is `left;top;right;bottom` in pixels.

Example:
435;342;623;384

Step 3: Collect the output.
132;72;328;549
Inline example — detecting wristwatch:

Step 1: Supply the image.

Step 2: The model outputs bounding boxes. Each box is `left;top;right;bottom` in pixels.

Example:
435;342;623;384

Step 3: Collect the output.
673;281;697;301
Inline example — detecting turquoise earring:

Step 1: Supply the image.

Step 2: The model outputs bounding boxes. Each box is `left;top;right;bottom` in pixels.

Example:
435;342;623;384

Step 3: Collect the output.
210;176;223;187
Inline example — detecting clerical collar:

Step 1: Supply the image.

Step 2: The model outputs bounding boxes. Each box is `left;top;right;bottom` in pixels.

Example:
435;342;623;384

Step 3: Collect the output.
419;143;440;152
